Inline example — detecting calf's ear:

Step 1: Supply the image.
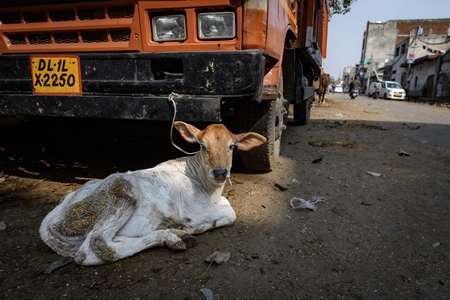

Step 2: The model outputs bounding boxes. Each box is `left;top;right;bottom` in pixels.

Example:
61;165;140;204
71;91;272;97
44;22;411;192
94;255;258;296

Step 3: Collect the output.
174;121;201;144
234;132;267;151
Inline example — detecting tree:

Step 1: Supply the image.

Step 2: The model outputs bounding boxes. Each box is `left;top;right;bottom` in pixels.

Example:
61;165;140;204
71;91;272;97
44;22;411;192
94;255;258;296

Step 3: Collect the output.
329;0;357;17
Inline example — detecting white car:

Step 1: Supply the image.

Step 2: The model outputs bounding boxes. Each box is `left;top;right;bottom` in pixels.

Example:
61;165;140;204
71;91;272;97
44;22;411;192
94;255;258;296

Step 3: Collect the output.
369;81;406;100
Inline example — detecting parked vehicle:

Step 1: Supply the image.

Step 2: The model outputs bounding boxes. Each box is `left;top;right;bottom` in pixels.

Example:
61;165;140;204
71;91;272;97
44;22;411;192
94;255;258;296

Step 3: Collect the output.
369;81;406;100
349;87;359;99
334;85;343;93
0;0;329;172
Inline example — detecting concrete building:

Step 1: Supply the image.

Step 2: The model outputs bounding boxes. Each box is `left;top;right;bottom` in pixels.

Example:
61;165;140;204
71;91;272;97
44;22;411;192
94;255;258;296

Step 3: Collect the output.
359;18;450;99
399;34;449;98
434;50;450;99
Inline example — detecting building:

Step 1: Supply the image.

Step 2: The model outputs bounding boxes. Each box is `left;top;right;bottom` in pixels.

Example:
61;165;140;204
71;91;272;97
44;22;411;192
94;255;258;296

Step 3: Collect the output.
342;65;356;87
360;18;450;99
434;50;450;99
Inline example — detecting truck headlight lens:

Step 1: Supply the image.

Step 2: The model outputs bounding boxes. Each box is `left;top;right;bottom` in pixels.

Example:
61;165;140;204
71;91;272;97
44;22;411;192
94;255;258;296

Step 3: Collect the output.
152;15;186;41
198;12;235;39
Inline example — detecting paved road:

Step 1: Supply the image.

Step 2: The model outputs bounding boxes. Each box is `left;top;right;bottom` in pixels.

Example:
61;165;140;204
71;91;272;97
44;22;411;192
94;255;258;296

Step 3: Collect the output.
312;93;450;156
1;95;450;299
324;93;450;125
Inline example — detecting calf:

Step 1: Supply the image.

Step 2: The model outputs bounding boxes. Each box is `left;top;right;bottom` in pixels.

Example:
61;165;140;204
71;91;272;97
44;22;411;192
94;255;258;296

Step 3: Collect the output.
40;121;266;266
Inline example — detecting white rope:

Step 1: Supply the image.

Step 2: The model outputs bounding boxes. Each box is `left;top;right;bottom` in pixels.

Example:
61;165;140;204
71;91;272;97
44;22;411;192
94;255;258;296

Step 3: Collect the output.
168;92;200;155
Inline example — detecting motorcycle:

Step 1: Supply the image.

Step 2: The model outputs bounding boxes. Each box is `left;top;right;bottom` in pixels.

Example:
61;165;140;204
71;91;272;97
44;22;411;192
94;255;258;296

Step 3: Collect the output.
350;87;359;99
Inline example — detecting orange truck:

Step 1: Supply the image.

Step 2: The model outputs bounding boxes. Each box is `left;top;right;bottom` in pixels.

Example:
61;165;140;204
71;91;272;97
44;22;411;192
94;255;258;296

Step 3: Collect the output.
0;0;328;171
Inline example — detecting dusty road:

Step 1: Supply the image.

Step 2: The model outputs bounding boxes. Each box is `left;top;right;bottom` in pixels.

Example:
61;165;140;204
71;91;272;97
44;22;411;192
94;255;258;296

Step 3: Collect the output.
1;94;449;299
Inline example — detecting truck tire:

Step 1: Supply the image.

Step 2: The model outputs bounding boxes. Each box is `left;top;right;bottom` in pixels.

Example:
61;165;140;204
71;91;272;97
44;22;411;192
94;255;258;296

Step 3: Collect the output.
293;97;311;125
240;95;286;172
293;75;312;125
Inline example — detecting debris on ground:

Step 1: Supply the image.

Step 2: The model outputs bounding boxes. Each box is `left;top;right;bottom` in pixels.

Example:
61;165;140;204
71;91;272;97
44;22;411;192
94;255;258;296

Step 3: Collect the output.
366;171;381;177
398;150;411;156
205;251;230;265
201;288;214;300
274;182;288;191
300;225;313;235
197;251;231;279
290;196;325;211
311;157;323;163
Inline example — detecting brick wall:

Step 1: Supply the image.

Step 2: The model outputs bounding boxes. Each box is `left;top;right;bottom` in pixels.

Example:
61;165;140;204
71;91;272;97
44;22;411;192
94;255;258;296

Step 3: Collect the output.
395;19;450;44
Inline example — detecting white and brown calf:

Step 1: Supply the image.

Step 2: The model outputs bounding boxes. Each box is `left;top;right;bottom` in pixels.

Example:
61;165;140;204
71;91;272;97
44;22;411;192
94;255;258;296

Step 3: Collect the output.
40;121;266;266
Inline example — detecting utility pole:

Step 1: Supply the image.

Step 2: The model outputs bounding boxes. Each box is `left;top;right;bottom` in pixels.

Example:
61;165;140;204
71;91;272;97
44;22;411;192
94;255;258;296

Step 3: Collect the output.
374;62;380;81
366;54;373;94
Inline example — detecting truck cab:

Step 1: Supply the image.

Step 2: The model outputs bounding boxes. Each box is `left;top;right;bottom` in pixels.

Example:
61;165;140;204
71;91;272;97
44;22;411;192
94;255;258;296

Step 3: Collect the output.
0;0;328;171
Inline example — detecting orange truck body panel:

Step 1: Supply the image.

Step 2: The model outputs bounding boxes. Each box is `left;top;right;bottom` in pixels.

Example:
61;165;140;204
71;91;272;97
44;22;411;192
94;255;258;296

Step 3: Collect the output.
0;0;328;120
296;0;328;58
0;0;328;66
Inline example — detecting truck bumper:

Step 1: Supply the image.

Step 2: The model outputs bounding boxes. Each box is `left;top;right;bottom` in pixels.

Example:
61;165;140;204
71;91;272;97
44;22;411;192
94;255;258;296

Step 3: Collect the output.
0;50;265;121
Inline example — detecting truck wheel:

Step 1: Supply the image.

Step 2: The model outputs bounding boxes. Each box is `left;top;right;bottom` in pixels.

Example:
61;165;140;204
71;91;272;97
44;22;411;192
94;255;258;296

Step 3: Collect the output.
293;75;312;125
240;95;286;172
293;97;311;125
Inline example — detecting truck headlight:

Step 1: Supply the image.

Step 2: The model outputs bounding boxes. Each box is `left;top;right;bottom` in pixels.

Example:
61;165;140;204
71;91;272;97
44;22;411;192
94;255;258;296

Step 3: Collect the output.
152;15;186;41
198;12;235;39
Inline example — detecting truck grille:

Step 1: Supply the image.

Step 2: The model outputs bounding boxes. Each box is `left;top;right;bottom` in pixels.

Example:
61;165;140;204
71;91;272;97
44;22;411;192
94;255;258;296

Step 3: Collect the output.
0;5;135;51
0;6;134;24
6;30;131;45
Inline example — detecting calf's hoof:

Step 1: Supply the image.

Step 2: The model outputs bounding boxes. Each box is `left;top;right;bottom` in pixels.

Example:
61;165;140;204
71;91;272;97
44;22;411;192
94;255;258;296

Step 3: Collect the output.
181;234;197;248
168;234;197;251
169;241;187;251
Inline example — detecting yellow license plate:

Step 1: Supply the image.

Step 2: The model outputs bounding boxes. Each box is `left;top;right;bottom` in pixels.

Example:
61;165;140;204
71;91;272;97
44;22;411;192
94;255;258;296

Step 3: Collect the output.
30;55;82;95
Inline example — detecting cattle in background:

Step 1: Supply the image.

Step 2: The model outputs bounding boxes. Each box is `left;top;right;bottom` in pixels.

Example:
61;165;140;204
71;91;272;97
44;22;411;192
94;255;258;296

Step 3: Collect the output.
316;73;330;105
40;121;266;266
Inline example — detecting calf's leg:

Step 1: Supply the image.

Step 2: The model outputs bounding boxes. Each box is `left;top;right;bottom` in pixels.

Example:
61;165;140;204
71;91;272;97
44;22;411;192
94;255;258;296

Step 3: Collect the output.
186;196;236;235
77;228;192;266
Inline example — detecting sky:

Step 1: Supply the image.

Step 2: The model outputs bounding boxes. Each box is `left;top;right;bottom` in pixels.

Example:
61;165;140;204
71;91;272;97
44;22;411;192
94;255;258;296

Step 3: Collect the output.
324;0;450;80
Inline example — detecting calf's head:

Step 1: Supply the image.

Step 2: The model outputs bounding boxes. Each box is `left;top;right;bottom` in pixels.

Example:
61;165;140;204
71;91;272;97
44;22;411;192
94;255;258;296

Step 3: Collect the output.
174;121;267;184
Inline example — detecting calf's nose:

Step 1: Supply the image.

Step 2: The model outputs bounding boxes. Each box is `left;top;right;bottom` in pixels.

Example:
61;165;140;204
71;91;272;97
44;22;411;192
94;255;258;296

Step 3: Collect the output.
208;168;230;183
212;169;228;178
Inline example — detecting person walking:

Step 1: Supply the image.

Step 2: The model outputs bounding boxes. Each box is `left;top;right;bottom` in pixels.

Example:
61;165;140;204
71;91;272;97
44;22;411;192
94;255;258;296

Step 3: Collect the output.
374;81;382;99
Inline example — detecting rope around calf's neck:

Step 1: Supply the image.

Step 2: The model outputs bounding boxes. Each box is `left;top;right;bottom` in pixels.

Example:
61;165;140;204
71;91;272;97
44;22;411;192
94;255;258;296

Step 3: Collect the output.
168;93;232;186
168;92;200;155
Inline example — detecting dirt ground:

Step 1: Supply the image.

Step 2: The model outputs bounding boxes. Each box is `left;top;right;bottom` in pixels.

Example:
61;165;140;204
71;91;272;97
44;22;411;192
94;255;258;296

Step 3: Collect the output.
1;95;449;299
